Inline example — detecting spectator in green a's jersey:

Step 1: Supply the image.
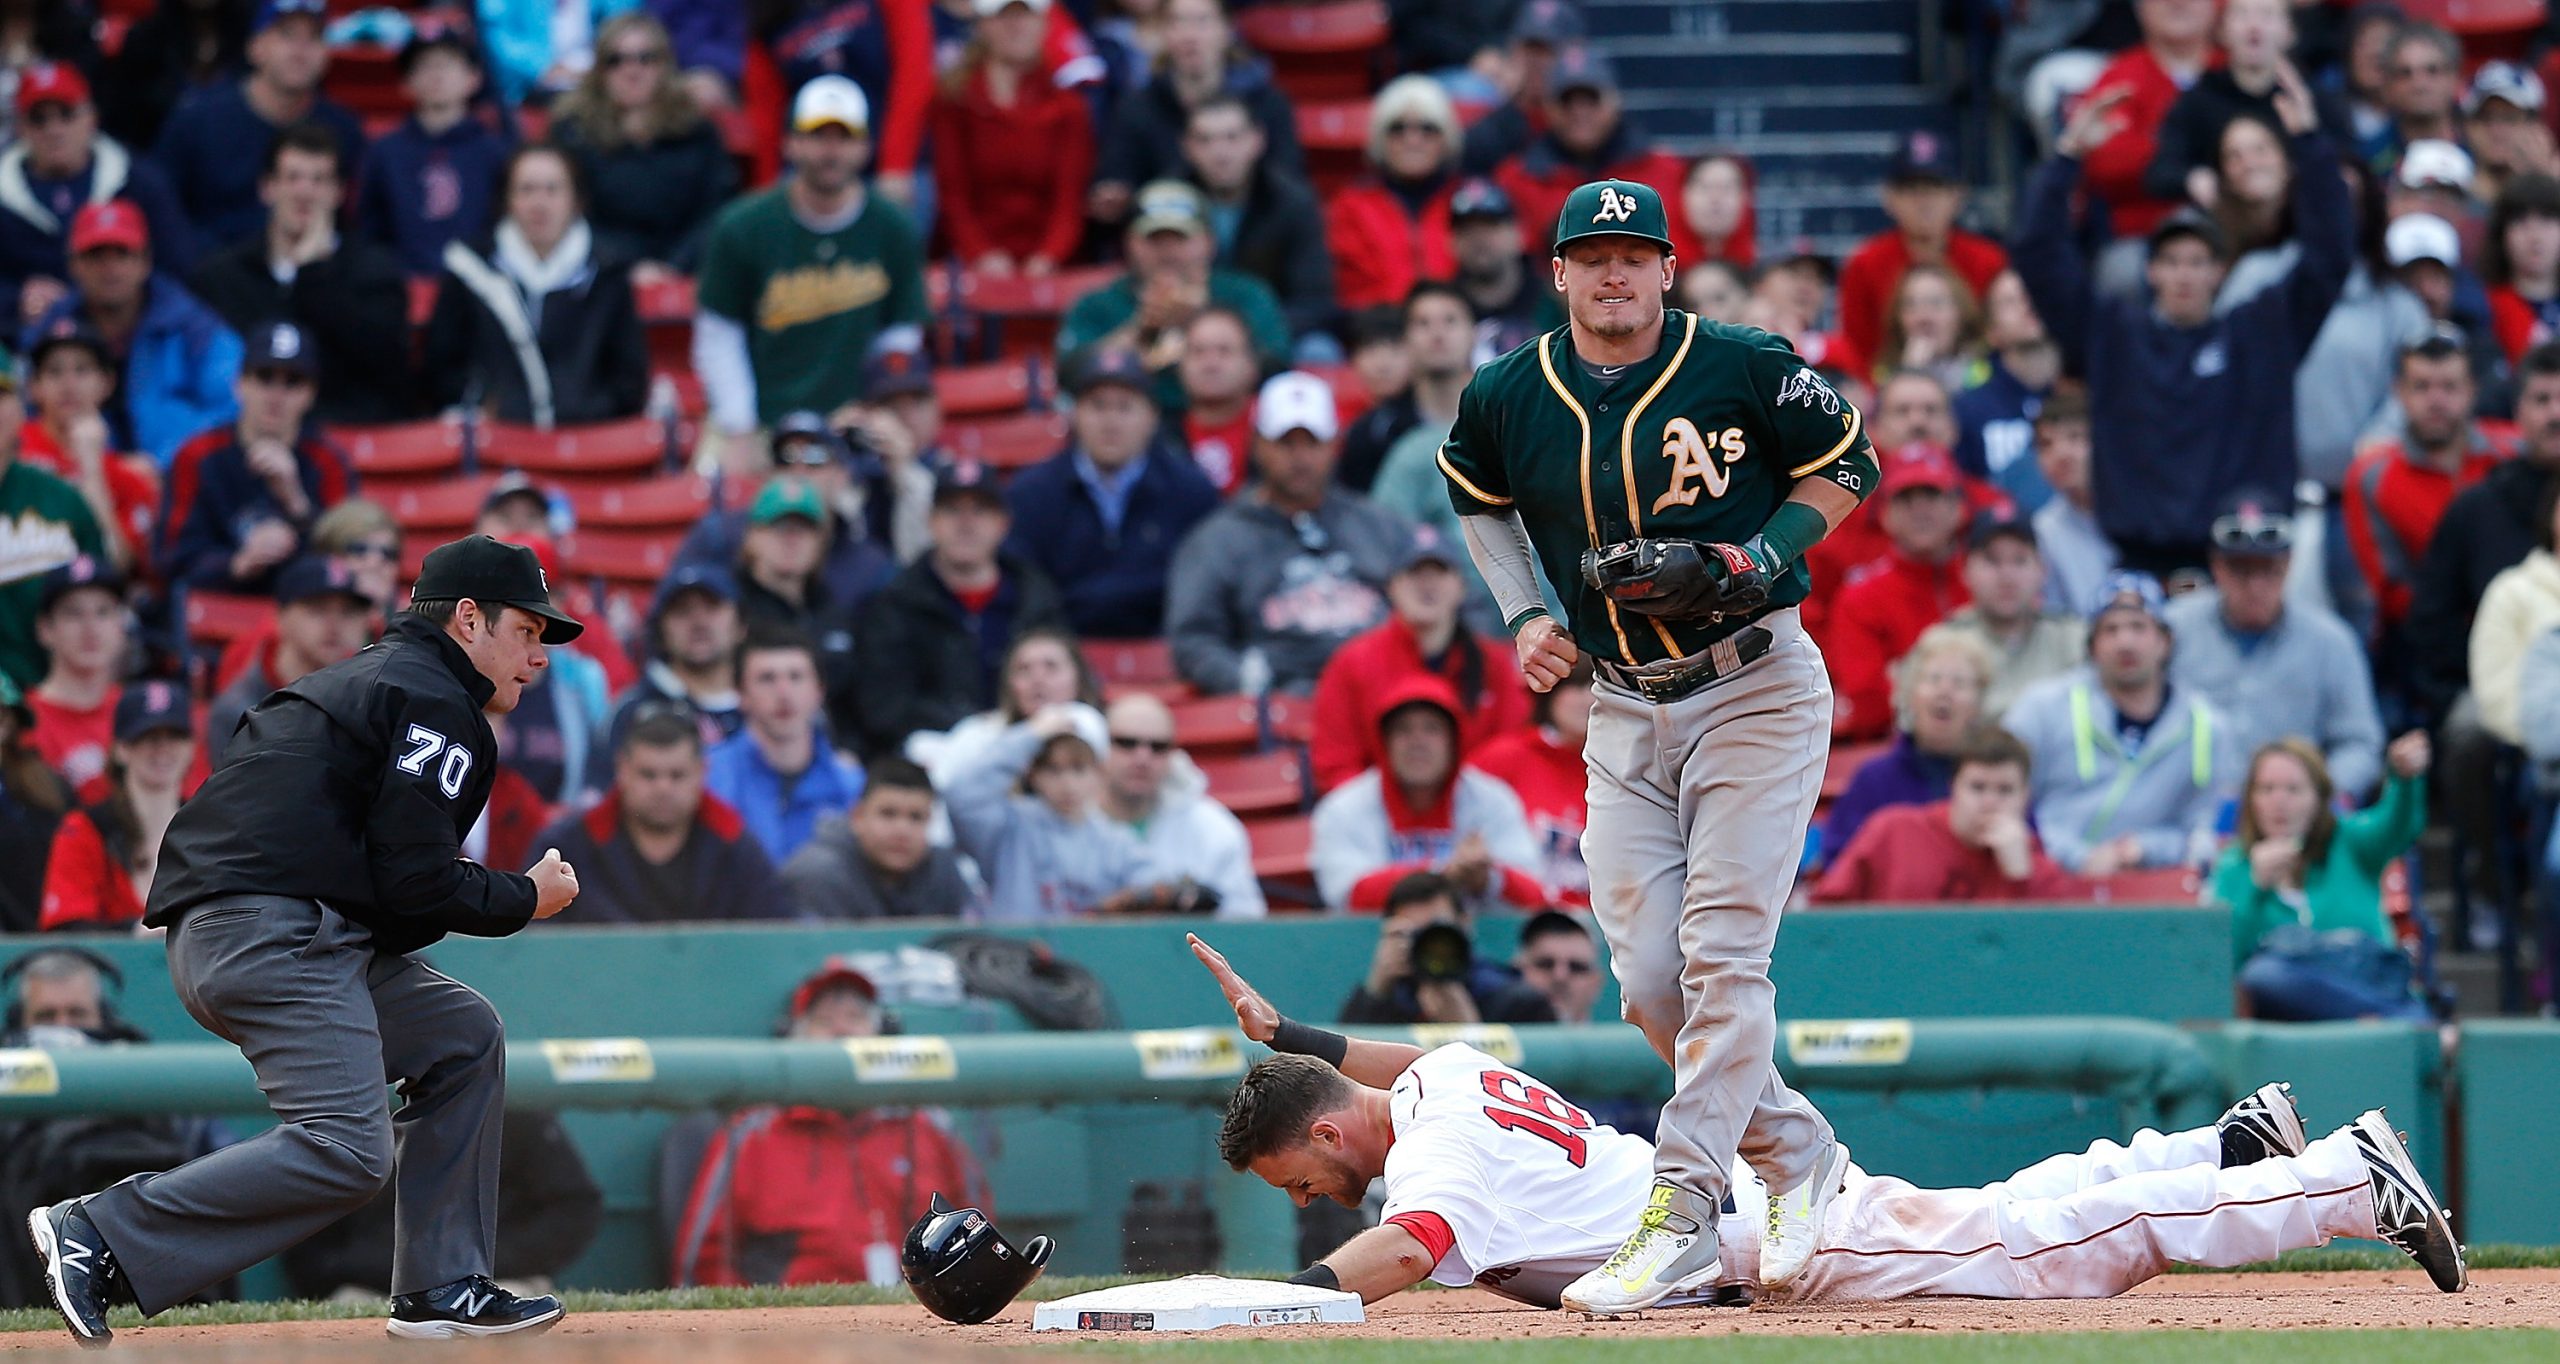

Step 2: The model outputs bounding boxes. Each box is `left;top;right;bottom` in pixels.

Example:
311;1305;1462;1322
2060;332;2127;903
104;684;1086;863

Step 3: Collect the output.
694;76;930;447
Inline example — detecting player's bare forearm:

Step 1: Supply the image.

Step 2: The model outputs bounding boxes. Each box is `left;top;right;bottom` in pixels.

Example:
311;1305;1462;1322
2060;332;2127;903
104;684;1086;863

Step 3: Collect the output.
1318;1223;1436;1303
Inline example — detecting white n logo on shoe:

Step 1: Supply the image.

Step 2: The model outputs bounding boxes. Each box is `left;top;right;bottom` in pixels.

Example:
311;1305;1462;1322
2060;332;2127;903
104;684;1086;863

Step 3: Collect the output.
58;1238;92;1273
451;1286;491;1318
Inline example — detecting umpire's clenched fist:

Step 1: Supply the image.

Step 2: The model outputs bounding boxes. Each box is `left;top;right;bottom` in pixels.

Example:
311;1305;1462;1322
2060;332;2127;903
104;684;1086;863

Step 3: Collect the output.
1515;616;1581;693
530;848;581;919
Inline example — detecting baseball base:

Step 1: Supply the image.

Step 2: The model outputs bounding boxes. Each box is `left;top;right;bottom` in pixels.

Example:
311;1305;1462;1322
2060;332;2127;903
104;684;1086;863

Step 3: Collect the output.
1029;1275;1366;1332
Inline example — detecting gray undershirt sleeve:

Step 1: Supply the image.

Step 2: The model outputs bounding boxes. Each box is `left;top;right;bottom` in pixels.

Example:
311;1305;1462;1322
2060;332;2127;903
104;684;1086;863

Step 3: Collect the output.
1460;510;1550;633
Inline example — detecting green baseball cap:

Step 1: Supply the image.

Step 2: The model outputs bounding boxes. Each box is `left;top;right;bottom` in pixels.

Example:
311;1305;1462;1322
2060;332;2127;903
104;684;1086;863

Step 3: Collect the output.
751;478;827;526
1552;179;1674;254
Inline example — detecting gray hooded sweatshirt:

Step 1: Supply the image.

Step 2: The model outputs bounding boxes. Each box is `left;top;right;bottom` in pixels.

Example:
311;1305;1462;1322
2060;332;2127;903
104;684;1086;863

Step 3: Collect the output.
2002;667;2241;872
1164;488;1412;693
944;718;1154;922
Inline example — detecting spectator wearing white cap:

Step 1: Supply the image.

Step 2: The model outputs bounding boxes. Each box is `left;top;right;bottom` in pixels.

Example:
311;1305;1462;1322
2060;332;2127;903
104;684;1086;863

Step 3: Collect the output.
2374;213;2513;420
2465;61;2556;206
2389;139;2478;242
694;75;930;442
1165;371;1412;695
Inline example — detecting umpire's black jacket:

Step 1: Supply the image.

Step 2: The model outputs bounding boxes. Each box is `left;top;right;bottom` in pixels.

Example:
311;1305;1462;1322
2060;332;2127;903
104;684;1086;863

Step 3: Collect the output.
147;615;539;953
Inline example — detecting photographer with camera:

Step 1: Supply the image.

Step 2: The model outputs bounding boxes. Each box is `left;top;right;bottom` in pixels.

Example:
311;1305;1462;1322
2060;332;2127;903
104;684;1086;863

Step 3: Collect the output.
1338;872;1557;1026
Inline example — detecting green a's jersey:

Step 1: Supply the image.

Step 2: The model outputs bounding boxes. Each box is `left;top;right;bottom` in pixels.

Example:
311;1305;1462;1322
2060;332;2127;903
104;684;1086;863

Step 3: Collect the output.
697;186;931;426
1438;310;1874;667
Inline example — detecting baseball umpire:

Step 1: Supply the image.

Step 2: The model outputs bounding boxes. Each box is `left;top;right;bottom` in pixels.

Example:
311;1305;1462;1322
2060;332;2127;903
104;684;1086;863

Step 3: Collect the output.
24;535;585;1347
1438;179;1879;1314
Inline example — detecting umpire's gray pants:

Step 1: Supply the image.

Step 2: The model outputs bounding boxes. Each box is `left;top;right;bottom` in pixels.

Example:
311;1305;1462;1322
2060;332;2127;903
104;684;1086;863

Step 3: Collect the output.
1580;608;1835;1209
83;895;505;1313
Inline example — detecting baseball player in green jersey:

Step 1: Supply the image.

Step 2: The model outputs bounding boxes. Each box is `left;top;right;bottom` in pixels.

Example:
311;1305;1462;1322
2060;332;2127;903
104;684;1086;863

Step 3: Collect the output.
1437;179;1881;1315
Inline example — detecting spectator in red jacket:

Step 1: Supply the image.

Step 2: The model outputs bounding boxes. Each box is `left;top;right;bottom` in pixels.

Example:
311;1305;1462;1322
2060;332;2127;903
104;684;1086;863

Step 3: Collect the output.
15;324;159;577
1674;153;1754;270
37;681;192;931
1835;130;2009;379
1325;76;1465;314
2485;173;2560;364
1826;443;1974;741
24;556;127;802
2073;0;2217;243
1494;46;1686;254
1469;658;1593;909
932;0;1094;277
1309;528;1529;793
1811;724;2087;904
672;960;989;1287
1804;368;1958;635
1309;672;1543;913
2344;331;2511;686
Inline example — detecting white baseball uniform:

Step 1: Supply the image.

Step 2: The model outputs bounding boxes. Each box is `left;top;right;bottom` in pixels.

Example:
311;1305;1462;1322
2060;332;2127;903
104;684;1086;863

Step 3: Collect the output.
1375;1045;2382;1309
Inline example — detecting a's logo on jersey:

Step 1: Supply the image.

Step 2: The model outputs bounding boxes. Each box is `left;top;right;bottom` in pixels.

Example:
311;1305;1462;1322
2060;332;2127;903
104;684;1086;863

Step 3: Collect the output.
1591;186;1638;223
1776;366;1842;415
1653;418;1747;512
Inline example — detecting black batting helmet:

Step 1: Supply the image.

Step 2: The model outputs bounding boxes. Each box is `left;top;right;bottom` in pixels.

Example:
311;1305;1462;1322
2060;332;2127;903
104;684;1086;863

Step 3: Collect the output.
902;1193;1054;1324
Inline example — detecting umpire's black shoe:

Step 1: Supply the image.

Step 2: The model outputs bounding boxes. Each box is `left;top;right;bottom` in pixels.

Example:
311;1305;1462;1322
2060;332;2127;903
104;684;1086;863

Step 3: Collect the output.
25;1198;118;1350
387;1275;565;1340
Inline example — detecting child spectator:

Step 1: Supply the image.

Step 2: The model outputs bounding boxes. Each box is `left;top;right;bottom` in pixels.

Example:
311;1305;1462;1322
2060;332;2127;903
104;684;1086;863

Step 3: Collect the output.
932;0;1093;279
1324;76;1463;315
912;626;1098;805
0;376;106;693
25;557;128;801
1835;130;2007;380
551;12;738;279
1811;725;2085;905
158;321;353;594
37;682;194;931
357;22;510;278
1673;153;1754;269
0;674;74;932
424;143;652;428
944;703;1159;921
15;326;160;575
2026;386;2116;616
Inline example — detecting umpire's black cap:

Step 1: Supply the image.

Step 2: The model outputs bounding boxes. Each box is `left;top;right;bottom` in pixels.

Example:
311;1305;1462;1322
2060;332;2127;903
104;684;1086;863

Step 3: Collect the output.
410;534;585;644
903;1193;1053;1324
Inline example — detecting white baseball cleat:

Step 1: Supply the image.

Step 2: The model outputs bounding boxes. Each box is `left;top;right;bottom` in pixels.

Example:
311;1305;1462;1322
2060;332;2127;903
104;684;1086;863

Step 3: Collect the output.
2350;1110;2467;1294
1758;1139;1850;1287
1559;1179;1723;1316
2218;1081;2309;1166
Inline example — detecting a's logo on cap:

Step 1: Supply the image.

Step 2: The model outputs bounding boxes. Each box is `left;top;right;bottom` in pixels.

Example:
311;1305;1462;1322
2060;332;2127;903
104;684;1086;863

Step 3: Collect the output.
1591;185;1638;224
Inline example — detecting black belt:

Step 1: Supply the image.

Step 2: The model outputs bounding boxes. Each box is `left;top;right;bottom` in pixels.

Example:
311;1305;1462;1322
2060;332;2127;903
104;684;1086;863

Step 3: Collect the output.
1593;626;1774;704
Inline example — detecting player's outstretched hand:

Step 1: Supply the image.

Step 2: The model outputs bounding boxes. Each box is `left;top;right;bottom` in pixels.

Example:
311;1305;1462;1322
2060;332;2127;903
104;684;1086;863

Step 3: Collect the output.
530;847;580;919
1515;616;1580;694
1188;933;1280;1044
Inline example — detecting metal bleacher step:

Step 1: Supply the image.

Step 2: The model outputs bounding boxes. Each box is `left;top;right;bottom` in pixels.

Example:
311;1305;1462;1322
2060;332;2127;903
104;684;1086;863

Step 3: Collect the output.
1625;83;1952;139
1593;33;1917;90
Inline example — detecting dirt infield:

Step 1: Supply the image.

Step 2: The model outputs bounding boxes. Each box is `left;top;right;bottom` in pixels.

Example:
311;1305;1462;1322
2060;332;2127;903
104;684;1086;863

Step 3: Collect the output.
4;1270;2555;1358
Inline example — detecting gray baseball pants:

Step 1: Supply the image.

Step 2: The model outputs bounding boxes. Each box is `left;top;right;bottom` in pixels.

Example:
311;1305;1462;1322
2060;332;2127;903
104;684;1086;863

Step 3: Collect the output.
1580;607;1836;1209
83;894;505;1314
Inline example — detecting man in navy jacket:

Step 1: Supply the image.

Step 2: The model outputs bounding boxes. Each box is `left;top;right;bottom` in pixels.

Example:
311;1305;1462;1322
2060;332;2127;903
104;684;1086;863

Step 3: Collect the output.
1004;348;1221;639
2010;67;2352;580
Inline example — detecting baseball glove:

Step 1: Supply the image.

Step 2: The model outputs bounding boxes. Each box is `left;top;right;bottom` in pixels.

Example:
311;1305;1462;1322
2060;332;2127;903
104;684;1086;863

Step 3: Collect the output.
1580;538;1771;620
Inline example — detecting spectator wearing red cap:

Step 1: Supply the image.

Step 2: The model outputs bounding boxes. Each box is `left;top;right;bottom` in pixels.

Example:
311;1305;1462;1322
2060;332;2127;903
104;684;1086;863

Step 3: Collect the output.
1326;77;1466;316
22;198;245;466
1832;131;2009;382
158;320;353;594
152;0;366;251
189;123;415;426
37;680;198;932
1491;47;1687;255
529;699;786;924
0;61;198;329
671;959;989;1287
1309;672;1544;913
204;556;375;768
24;556;131;801
932;0;1094;280
1310;527;1528;794
14;325;162;576
1825;444;1976;742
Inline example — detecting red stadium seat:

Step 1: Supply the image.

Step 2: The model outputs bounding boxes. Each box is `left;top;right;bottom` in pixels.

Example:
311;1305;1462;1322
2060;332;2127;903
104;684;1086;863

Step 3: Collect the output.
935;359;1040;418
184;592;276;648
1170;694;1261;755
953;264;1122;317
1263;693;1319;745
331;419;468;483
1246;814;1318;903
2395;0;2545;36
1085;637;1178;686
406;276;440;328
562;475;714;531
635;274;696;323
944;411;1068;473
322;43;408;121
479;417;674;481
1236;1;1389;103
558;528;681;586
1199;750;1308;818
2090;868;2203;905
1297;100;1371;153
385;474;502;535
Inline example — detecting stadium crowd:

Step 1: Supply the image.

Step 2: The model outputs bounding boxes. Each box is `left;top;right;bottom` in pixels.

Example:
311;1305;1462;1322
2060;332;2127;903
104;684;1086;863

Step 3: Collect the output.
4;0;2560;1054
